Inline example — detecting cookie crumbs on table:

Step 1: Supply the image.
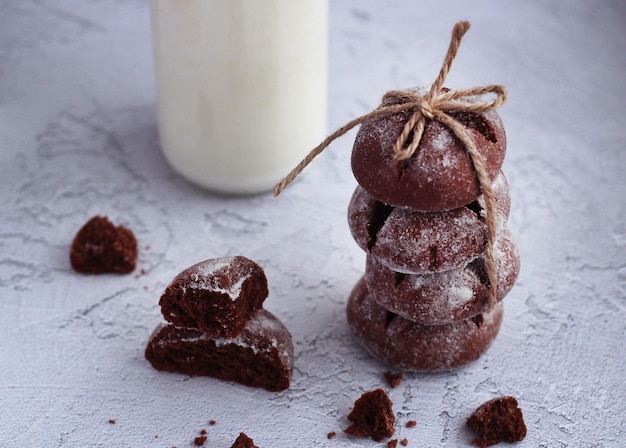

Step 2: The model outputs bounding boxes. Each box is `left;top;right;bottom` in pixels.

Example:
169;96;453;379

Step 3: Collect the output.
230;432;259;448
466;396;527;447
405;420;417;428
70;216;137;274
387;439;398;448
383;370;403;388
193;435;207;446
400;439;408;446
327;431;336;439
344;388;395;442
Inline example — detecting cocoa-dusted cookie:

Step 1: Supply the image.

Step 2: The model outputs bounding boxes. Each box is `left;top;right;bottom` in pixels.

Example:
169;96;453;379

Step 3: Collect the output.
366;227;520;324
344;388;396;442
351;88;506;211
348;171;510;274
70;216;137;274
346;277;503;371
159;256;268;338
467;396;527;447
145;309;293;392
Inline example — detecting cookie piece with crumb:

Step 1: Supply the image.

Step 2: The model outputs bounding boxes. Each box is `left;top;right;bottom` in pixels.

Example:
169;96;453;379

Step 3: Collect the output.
159;256;268;338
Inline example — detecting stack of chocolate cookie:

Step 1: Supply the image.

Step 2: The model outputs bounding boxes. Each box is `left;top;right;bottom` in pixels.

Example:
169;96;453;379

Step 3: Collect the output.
145;256;294;391
345;93;520;371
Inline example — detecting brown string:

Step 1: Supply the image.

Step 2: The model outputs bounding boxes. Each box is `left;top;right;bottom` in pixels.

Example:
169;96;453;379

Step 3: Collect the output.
274;20;508;310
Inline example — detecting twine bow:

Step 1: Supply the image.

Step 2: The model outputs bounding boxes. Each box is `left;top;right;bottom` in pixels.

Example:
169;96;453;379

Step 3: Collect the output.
274;21;507;310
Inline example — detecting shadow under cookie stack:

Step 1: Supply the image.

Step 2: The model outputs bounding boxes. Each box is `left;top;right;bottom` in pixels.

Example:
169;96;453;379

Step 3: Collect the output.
345;88;520;371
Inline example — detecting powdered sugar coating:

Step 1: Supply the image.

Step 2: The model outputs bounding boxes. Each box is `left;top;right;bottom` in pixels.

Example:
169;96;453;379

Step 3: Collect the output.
159;256;268;338
375;207;484;273
351;88;507;211
184;256;253;301
212;310;292;361
188;310;293;366
365;226;520;324
346;277;503;371
347;171;511;274
151;310;293;363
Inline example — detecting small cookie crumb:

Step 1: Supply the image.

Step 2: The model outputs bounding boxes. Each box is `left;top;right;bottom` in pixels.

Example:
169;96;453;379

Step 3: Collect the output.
384;371;403;388
108;419;116;425
209;420;216;426
193;435;207;446
466;396;527;447
387;439;398;448
327;431;336;439
405;420;417;428
200;429;206;435
70;216;137;274
344;388;396;442
230;432;258;448
400;439;408;446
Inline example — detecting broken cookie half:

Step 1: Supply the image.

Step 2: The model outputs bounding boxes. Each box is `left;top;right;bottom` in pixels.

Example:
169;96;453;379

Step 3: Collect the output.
146;256;293;392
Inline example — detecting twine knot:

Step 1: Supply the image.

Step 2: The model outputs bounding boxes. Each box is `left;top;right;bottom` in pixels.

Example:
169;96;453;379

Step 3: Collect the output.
380;83;507;163
274;20;507;311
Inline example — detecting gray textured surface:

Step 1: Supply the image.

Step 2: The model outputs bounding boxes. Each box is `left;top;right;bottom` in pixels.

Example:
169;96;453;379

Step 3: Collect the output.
1;1;625;447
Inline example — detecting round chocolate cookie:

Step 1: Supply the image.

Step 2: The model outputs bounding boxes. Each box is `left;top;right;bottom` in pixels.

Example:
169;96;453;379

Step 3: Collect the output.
351;88;506;211
346;277;503;371
348;171;510;274
159;256;268;338
145;309;294;392
366;227;520;324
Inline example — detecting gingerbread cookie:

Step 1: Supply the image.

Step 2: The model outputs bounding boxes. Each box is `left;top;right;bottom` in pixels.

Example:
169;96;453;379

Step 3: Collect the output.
159;256;268;338
366;227;520;324
346;277;502;371
348;172;510;274
351;88;506;211
145;309;293;392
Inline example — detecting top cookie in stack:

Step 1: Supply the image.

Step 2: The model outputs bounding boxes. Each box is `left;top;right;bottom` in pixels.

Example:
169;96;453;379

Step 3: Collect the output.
351;87;507;212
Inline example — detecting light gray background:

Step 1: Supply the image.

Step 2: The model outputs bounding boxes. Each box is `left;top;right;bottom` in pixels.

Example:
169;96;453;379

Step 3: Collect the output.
1;1;624;446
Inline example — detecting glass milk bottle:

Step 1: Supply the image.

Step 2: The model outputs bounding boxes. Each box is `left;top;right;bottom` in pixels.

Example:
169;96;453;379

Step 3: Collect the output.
150;0;328;194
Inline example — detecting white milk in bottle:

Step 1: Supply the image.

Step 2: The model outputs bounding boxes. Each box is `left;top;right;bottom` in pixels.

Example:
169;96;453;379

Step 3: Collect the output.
150;0;328;194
